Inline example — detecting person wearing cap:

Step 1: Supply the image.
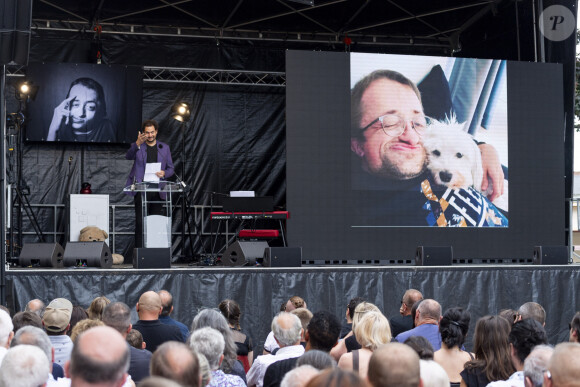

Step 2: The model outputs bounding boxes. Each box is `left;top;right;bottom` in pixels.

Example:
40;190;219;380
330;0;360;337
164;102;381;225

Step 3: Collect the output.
42;297;74;366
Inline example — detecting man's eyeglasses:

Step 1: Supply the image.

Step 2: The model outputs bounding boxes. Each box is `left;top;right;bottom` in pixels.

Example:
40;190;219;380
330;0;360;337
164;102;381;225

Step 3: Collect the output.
360;114;432;137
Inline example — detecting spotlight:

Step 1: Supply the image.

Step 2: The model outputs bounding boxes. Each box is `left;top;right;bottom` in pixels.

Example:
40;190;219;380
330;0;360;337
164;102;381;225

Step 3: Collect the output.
16;81;38;101
171;102;191;122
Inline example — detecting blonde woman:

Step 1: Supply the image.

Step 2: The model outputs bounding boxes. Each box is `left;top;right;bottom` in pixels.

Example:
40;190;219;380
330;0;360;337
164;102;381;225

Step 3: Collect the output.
337;311;392;379
330;302;380;361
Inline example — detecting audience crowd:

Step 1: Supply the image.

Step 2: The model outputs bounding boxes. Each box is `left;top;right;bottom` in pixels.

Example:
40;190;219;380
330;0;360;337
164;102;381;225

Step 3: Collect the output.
0;289;577;387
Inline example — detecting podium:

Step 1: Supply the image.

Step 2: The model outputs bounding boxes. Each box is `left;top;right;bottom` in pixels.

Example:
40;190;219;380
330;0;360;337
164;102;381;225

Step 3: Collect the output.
124;181;183;250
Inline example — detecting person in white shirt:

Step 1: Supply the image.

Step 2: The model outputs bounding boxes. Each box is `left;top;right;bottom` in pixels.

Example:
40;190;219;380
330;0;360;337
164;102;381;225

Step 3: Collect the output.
0;309;14;365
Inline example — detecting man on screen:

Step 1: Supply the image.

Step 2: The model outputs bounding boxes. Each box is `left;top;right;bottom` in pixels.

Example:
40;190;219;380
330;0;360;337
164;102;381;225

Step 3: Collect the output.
125;119;174;247
350;69;507;227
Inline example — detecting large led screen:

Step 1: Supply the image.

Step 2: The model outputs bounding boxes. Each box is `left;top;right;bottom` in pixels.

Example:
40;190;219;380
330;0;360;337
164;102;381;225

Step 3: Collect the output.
286;51;564;261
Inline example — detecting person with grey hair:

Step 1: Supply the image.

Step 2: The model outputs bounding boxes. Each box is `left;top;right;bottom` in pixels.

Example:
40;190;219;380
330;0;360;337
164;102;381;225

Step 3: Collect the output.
0;344;50;387
11;325;63;382
517;302;546;326
523;345;553;387
395;299;443;350
420;360;449;387
189;327;245;387
25;299;46;317
102;301;152;383
296;349;336;370
280;365;319;387
543;342;580;387
191;308;246;382
0;309;14;364
138;376;184;387
247;312;305;387
150;341;200;387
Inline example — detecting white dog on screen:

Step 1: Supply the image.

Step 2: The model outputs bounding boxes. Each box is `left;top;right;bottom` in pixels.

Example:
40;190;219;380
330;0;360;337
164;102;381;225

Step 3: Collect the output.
422;118;484;191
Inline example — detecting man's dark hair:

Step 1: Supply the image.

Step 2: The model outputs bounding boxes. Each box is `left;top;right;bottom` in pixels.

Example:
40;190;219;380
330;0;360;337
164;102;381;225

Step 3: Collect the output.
347;297;365;320
570;312;580;337
12;311;42;332
67;78;107;119
439;307;471;349
142;119;159;131
102;302;131;334
126;329;143;349
509;319;548;364
306;311;342;352
158;290;173;317
351;69;422;141
403;336;434;360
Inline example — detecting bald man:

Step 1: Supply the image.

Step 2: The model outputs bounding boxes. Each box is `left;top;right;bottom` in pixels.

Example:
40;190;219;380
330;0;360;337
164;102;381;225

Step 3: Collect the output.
65;326;130;387
543;342;580;387
368;342;422;387
395;299;442;351
132;291;183;353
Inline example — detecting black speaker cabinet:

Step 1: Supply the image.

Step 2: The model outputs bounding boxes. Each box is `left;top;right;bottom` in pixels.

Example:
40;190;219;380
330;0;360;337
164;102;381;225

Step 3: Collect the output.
222;241;269;267
63;242;112;268
263;247;302;267
533;246;568;265
416;246;453;266
133;248;171;269
19;243;64;268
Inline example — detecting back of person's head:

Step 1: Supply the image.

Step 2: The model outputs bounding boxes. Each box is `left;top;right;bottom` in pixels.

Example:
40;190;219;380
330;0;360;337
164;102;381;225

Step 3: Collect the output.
158;290;174;317
368;342;421;387
347;297;366;320
68;326;130;385
188;327;224;371
509;319;548;364
352;302;380;331
0;344;50;387
354;311;391;351
518;302;546;325
569;312;580;342
402;289;423;309
191;308;238;373
545;342;580;387
87;296;111;320
139;376;185;387
420;360;450;387
523;345;553;387
306;368;369;387
404;336;434;360
306;310;342;352
287;296;307;311
126;329;144;349
296;349;336;370
466;315;514;382
69;305;89;334
138;291;162;315
292;308;314;337
498;309;518;327
70;318;105;342
102;302;132;334
281;365;320;387
11;325;52;364
0;309;13;346
218;299;241;329
25;299;45;317
12;311;42;332
439;307;470;349
417;299;441;322
272;312;303;347
150;341;200;387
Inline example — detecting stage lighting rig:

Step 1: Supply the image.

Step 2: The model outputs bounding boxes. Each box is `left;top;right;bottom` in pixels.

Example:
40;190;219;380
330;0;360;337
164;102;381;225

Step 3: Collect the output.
171;102;191;122
16;81;38;101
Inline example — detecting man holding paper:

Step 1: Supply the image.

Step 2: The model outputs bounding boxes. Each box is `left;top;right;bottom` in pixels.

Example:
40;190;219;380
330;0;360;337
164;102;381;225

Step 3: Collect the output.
125;119;174;248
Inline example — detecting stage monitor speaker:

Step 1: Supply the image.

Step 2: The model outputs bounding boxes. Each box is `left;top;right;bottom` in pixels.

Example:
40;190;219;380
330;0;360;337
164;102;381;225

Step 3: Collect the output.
18;243;64;268
63;242;112;268
0;0;32;65
222;241;269;267
133;248;171;269
416;246;453;266
263;247;302;267
533;246;568;265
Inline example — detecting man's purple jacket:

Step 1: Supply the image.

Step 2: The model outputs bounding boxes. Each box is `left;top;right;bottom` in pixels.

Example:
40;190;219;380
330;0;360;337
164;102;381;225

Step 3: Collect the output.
125;141;174;199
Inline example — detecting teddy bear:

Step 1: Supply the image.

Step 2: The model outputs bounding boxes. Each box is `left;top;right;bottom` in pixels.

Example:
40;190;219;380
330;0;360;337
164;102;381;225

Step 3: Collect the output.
79;226;124;265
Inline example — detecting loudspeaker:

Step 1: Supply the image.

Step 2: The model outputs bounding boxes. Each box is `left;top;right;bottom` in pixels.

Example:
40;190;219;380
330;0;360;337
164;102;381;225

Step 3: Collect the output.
63;242;112;268
533;246;568;265
221;241;269;267
0;0;32;65
133;248;171;269
416;246;453;266
18;243;64;268
263;247;302;267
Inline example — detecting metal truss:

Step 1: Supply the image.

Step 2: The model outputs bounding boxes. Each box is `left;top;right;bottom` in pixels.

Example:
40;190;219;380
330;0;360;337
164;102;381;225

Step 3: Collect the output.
143;67;286;87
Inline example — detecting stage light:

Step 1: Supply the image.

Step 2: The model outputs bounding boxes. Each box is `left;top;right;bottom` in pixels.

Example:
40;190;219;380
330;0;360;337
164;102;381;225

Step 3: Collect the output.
171;102;191;122
16;81;38;101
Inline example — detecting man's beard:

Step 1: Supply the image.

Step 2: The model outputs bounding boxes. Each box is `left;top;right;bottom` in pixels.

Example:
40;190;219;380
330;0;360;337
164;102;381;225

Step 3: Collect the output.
371;152;427;180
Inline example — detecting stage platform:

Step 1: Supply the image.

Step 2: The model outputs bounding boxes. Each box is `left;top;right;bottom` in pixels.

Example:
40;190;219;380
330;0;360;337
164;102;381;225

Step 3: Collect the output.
5;263;578;351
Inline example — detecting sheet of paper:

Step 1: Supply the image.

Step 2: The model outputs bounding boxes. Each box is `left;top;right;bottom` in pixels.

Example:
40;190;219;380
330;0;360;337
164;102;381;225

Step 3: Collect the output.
144;163;162;182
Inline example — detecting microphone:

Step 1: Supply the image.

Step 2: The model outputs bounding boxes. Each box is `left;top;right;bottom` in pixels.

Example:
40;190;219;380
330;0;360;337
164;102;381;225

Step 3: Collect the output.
131;176;136;191
175;174;187;188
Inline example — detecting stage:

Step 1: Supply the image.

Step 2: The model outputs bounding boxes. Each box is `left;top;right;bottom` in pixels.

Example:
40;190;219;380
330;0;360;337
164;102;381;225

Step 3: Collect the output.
5;263;577;351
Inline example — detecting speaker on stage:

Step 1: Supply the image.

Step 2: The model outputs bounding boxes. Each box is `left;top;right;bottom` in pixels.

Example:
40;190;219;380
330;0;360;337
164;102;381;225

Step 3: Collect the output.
0;0;32;65
221;241;269;267
63;242;112;268
18;243;64;268
263;247;302;267
133;248;171;269
416;246;453;266
533;246;568;265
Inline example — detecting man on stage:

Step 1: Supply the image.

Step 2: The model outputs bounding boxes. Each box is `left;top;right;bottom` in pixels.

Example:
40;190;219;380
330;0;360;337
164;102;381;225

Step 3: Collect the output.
125;119;174;248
